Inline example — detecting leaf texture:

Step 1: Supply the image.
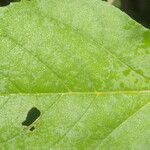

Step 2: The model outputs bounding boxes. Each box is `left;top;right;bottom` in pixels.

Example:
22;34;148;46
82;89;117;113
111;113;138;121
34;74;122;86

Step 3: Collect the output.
0;0;150;149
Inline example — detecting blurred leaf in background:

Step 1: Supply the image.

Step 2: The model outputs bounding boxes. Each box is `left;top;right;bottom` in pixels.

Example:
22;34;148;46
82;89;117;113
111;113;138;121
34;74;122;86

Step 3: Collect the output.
107;0;121;8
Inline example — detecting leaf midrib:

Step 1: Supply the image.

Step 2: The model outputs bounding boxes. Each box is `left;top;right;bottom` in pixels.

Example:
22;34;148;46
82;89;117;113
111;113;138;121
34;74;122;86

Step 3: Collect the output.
0;90;150;96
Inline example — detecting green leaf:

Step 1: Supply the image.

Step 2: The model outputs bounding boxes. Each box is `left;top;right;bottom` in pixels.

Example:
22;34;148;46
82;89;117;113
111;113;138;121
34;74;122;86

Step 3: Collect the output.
0;0;150;149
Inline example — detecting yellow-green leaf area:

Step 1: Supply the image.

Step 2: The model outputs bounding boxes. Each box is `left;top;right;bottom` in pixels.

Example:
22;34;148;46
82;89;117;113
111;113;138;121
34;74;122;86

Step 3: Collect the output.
0;0;150;149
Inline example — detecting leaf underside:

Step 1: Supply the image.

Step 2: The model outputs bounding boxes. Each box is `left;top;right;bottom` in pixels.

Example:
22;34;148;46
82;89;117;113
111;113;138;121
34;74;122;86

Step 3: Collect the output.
0;0;150;149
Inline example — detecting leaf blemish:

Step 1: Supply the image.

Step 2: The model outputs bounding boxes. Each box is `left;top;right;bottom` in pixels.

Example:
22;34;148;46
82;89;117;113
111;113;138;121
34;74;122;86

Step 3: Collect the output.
30;126;35;131
123;69;131;76
22;107;41;131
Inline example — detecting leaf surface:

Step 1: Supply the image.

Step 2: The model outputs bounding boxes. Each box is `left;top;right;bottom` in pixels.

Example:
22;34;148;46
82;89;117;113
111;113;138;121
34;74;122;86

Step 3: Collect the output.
0;0;150;149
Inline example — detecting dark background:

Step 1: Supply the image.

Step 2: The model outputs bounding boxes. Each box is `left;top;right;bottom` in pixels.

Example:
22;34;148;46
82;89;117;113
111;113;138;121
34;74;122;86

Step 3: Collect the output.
0;0;150;28
121;0;150;28
104;0;150;28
